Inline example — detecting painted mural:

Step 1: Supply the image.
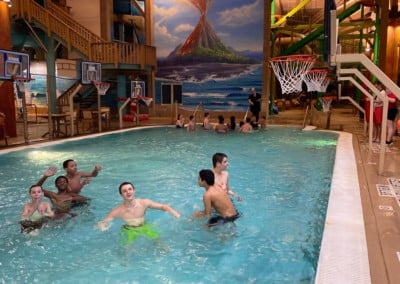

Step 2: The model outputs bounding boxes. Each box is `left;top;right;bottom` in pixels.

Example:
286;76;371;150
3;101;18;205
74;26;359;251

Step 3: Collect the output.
154;0;264;111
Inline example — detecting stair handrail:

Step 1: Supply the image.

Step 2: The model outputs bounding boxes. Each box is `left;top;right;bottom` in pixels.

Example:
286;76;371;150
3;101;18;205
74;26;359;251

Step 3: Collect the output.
45;0;105;44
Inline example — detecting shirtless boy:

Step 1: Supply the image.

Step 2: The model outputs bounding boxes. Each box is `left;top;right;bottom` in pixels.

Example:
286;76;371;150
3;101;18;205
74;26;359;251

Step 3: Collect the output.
193;169;239;226
37;167;89;214
20;185;55;235
212;153;242;201
97;182;180;237
63;159;102;194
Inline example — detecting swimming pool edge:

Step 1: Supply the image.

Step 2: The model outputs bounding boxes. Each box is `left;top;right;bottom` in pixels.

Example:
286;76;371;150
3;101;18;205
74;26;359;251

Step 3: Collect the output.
315;131;371;284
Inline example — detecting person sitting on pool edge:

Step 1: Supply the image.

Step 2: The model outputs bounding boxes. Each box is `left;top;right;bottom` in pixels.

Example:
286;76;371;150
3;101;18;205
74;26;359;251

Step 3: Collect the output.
37;167;89;216
193;169;239;227
97;182;181;244
63;159;102;194
20;185;55;235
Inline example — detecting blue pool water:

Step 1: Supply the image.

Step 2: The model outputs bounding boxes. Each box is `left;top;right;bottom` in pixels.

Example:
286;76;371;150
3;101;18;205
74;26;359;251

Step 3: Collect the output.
0;127;337;283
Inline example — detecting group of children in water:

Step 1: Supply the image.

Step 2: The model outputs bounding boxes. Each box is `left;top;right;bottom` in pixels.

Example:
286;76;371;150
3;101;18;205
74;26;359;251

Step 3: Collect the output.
176;112;266;133
20;153;242;242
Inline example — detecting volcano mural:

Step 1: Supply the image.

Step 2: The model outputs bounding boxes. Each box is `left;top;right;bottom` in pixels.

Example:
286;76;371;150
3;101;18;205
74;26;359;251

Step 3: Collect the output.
158;0;258;71
154;0;263;110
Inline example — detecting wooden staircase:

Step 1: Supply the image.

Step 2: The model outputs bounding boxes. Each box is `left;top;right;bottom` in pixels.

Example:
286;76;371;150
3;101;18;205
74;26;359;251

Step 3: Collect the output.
13;0;156;69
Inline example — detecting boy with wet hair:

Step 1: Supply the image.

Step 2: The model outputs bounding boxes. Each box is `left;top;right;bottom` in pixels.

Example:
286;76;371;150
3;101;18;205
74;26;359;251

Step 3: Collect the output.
193;169;239;227
20;185;54;235
97;182;180;244
63;159;102;194
212;153;242;201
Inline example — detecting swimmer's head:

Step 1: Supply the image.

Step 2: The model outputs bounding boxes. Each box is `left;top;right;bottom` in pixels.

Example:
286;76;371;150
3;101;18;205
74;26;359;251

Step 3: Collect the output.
62;159;74;169
29;184;43;194
212;152;227;167
55;176;69;192
199;169;215;186
119;182;135;195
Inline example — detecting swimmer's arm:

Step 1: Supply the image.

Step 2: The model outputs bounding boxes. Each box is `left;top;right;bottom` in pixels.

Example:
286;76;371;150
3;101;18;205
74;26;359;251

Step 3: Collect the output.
228;190;242;202
147;200;181;218
96;208;119;231
70;194;88;202
226;175;242;201
21;204;31;220
193;194;212;218
37;166;57;186
91;165;102;177
42;203;55;218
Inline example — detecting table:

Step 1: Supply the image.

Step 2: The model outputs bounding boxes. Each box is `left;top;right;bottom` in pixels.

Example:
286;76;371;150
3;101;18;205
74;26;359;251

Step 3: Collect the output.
91;107;110;131
37;113;68;138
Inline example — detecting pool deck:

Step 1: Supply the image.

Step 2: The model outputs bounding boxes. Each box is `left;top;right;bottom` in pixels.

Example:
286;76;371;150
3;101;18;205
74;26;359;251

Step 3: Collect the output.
1;105;399;284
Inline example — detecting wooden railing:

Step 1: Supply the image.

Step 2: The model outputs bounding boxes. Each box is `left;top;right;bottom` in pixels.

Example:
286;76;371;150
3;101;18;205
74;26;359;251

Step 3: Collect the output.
14;0;156;69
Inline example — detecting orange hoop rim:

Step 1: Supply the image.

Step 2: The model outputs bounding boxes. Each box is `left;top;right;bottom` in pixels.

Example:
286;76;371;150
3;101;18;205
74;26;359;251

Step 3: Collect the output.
306;68;329;74
270;54;317;63
321;96;336;101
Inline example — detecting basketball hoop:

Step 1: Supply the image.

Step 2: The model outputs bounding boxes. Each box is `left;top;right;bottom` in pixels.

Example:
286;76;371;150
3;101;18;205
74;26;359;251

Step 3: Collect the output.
137;95;153;106
320;96;335;112
13;76;34;91
270;54;317;95
93;81;110;96
13;76;35;144
303;68;328;92
319;78;331;93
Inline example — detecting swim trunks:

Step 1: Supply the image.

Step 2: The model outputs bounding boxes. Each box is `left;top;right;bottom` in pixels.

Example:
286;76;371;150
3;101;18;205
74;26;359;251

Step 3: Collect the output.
207;213;240;226
20;219;43;234
119;224;159;245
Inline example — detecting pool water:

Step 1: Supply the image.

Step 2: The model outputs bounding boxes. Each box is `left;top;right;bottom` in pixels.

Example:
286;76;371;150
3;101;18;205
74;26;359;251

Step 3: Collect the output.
0;127;337;283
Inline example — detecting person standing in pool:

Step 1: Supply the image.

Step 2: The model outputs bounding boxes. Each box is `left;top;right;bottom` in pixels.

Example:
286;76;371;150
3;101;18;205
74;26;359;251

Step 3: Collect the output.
212;153;242;201
193;169;239;227
248;87;262;122
176;114;185;128
63;159;102;194
97;182;180;243
214;115;229;134
20;185;55;235
202;112;211;130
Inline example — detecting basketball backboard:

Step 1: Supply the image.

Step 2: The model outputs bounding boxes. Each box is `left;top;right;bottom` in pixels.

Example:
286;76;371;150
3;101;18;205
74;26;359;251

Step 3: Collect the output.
0;49;30;80
81;61;101;84
329;10;339;66
131;80;145;98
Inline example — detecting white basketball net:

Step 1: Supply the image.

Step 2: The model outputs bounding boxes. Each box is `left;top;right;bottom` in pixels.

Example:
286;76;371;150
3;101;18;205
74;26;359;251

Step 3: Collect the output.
140;97;153;106
270;55;317;95
14;78;34;104
303;69;328;92
319;78;331;93
320;97;333;112
15;78;33;93
94;82;110;96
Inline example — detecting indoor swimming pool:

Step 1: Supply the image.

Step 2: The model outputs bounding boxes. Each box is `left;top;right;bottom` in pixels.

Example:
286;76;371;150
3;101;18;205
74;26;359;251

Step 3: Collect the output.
0;126;339;283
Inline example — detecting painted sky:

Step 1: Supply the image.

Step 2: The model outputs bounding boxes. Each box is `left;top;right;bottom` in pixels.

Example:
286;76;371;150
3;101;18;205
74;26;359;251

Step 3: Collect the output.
154;0;264;58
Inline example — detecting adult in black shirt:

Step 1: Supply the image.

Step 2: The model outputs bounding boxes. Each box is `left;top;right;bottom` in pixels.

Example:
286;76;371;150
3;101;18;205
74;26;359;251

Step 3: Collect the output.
248;87;262;122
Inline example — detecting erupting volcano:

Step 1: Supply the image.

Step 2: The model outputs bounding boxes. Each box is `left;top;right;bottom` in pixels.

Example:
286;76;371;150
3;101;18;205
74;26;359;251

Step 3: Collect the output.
163;0;255;65
177;0;221;55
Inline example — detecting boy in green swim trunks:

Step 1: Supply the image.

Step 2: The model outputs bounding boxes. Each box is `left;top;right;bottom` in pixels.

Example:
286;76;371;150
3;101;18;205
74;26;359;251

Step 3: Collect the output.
97;182;180;243
193;169;239;227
